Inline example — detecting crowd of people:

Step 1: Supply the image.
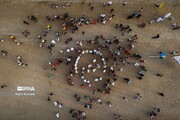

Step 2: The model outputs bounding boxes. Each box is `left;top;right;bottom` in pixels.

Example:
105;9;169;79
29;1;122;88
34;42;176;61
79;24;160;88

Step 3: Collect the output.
16;56;28;67
0;1;179;120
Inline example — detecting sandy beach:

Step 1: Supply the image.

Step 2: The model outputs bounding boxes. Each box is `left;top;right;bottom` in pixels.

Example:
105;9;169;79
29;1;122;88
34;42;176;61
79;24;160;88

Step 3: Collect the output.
0;0;180;120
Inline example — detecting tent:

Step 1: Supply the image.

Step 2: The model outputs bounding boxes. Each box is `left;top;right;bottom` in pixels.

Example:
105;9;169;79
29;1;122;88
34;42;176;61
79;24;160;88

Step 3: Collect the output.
173;56;180;66
159;2;165;8
156;17;164;22
164;12;171;18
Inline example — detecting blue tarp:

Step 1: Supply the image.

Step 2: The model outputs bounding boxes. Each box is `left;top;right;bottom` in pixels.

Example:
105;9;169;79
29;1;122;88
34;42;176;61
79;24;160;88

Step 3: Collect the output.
160;52;166;59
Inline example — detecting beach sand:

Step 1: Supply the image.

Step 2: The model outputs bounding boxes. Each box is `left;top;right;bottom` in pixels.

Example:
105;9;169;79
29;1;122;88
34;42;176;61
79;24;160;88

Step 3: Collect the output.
0;0;180;120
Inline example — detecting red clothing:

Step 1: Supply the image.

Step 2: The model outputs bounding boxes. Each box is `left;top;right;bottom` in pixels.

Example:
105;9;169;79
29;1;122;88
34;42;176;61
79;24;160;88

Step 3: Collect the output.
51;63;57;68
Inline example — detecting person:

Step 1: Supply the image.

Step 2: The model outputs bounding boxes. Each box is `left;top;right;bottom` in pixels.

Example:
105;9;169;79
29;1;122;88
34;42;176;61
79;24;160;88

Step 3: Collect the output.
136;13;141;18
114;114;123;120
49;93;54;96
114;114;118;119
47;97;51;101
49;74;53;78
127;11;137;19
47;93;53;101
54;101;58;106
139;7;143;12
110;9;114;13
123;78;131;85
55;112;60;118
92;89;96;94
138;76;142;80
1;85;7;88
152;34;160;39
91;6;94;11
84;103;92;108
43;66;48;70
50;82;52;86
57;103;63;108
97;98;102;104
16;41;23;46
135;93;142;101
154;3;160;7
75;94;81;101
156;73;163;77
51;3;59;8
103;1;112;7
122;1;127;6
23;20;29;25
153;107;161;113
72;112;77;118
22;30;30;38
81;84;85;89
9;35;16;42
128;80;132;85
170;51;178;55
158;92;164;97
69;109;74;114
150;111;157;119
157;108;161;112
22;63;28;67
123;96;128;102
172;25;180;30
1;50;8;56
107;101;112;107
28;15;38;22
138;23;146;28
